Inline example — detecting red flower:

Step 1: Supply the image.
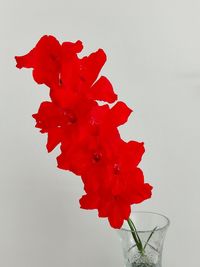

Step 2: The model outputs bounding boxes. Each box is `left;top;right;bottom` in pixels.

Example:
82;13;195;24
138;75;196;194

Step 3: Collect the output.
32;101;63;152
79;139;152;228
16;37;117;106
15;35;62;87
33;95;98;153
15;35;153;229
80;192;131;228
56;103;118;175
80;168;152;229
57;101;132;176
106;140;145;194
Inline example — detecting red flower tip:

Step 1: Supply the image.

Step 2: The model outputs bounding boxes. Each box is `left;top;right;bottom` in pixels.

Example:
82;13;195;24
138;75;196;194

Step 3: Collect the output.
62;39;83;54
74;40;83;53
80;48;107;86
110;101;133;127
89;76;118;103
15;56;23;69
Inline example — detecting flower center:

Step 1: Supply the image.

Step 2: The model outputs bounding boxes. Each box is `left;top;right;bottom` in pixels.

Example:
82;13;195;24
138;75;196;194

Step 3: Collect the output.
93;152;102;163
64;110;77;124
113;195;120;201
59;73;62;85
113;163;120;175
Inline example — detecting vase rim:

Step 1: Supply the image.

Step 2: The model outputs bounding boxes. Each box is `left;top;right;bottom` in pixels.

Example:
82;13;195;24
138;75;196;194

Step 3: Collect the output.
121;211;170;233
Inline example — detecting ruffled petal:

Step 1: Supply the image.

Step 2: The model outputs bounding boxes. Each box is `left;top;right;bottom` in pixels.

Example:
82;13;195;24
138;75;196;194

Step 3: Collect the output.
108;200;131;229
126;141;145;167
127;168;153;204
89;76;117;103
110;101;132;127
15;35;61;86
80;49;106;86
131;183;153;204
32;101;62;132
62;40;83;54
46;128;62;152
15;49;35;69
79;193;99;209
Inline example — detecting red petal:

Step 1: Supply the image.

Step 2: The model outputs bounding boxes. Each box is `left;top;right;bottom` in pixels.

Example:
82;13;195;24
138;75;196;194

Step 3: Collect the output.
62;40;83;54
32;101;62;132
57;150;71;171
131;183;153;204
108;202;131;229
127;141;145;166
15;49;35;69
80;49;106;86
127;168;153;204
110;101;132;127
79;193;99;209
89;76;117;103
46;128;62;152
15;35;61;86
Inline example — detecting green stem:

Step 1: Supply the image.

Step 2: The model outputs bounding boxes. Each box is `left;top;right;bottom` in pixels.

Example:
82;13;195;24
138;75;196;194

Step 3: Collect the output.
127;218;158;256
127;218;145;255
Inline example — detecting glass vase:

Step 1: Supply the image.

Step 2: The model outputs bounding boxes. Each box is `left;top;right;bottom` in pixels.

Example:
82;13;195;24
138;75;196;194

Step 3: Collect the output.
118;212;170;267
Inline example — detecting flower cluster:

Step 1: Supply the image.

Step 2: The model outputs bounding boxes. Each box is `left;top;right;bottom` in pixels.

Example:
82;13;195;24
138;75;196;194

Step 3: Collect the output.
15;35;152;228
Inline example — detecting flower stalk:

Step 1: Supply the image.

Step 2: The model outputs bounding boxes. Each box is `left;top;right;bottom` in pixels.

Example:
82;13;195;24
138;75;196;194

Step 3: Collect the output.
127;218;145;255
127;218;157;256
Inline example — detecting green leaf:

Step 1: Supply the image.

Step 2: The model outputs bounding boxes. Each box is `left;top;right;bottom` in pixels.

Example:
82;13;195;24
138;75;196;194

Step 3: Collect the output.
144;226;158;250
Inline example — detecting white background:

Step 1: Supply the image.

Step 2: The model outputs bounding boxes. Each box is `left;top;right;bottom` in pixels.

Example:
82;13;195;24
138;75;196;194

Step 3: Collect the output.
0;0;200;266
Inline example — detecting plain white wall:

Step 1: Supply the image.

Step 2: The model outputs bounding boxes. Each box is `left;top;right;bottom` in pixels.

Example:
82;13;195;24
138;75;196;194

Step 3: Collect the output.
1;0;200;266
